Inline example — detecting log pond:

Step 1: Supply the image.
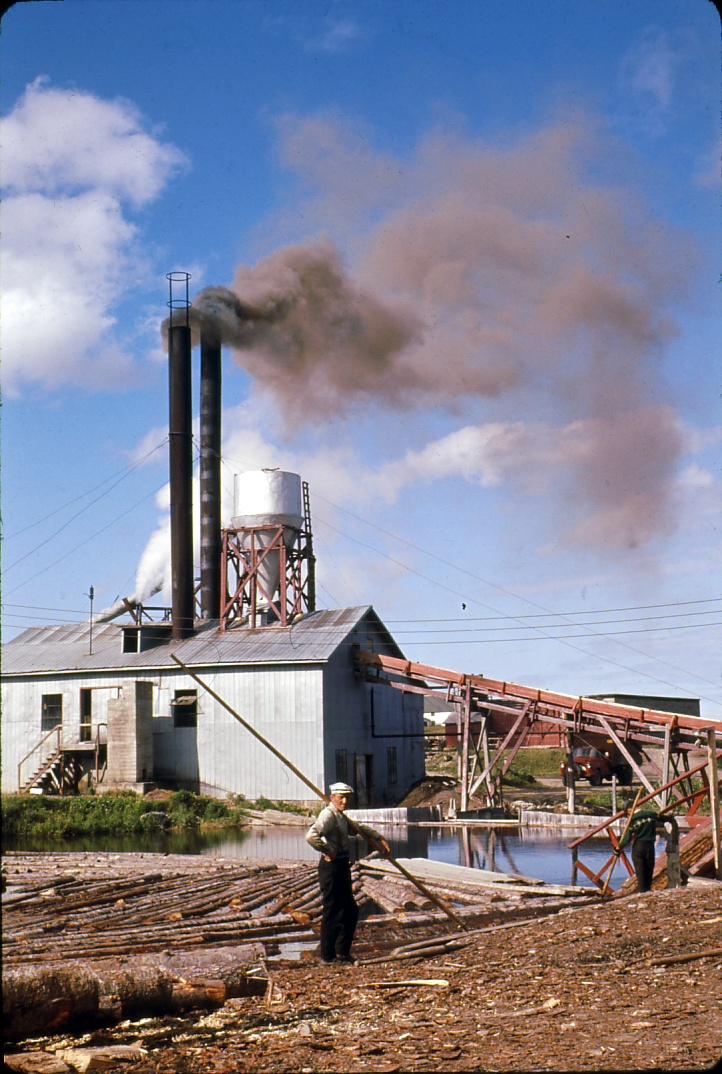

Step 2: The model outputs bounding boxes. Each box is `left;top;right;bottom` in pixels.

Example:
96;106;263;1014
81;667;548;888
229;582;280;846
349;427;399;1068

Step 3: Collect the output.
5;823;632;889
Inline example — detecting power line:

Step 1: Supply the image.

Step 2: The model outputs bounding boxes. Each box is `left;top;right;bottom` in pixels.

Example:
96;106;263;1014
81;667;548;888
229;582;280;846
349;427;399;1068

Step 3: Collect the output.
313;495;722;692
385;610;722;633
4;437;168;540
5;481;168;597
3;602;88;614
393;621;722;641
384;598;722;623
313;514;722;702
0;611;88;624
4;438;169;572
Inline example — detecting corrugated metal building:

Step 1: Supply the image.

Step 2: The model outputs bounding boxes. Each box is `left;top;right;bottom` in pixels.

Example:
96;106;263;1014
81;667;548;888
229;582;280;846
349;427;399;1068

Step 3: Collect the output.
1;607;424;804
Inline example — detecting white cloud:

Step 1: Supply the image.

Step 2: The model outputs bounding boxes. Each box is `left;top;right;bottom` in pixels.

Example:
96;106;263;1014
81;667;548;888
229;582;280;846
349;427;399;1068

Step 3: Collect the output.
618;27;693;130
307;19;364;54
678;464;714;490
2;77;185;205
623;30;678;109
0;80;186;395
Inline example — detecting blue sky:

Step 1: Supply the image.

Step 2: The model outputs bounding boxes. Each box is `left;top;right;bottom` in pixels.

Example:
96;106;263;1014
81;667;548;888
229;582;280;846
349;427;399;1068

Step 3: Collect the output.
2;0;721;715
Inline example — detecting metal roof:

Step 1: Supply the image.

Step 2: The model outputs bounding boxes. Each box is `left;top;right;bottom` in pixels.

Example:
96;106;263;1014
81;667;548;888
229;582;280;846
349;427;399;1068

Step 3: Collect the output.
1;606;404;677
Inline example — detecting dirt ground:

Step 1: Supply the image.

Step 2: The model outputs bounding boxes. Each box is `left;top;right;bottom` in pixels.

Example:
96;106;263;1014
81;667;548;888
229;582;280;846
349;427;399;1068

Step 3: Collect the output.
7;883;721;1073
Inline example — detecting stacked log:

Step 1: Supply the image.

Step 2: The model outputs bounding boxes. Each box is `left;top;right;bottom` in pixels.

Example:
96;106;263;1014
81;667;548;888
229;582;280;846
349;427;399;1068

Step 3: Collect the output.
3;946;265;1040
3;848;594;1036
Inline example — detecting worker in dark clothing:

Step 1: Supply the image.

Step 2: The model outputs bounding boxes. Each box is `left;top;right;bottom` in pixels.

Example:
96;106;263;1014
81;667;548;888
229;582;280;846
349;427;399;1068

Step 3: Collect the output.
617;808;665;892
306;782;390;964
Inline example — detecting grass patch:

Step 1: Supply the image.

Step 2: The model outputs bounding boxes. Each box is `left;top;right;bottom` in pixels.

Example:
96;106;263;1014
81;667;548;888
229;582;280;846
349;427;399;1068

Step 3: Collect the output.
250;796;310;815
1;791;249;840
426;747;565;787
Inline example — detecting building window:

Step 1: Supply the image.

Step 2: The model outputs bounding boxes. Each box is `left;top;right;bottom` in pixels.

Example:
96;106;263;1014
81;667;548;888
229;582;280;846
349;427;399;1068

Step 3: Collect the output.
172;689;198;728
41;694;63;733
387;746;398;786
122;628;139;654
79;688;93;742
335;749;348;783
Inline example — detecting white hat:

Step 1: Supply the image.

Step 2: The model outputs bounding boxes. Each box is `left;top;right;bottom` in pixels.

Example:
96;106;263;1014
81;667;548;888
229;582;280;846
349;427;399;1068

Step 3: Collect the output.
329;782;354;796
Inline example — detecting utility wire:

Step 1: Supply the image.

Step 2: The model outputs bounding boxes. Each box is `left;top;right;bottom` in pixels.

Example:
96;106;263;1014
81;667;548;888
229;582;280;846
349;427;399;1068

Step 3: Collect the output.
392;622;722;642
5;481;168;597
3;594;721;622
3;602;88;614
4;438;169;572
314;496;722;692
314;514;722;704
384;597;722;623
381;610;722;633
4;437;168;540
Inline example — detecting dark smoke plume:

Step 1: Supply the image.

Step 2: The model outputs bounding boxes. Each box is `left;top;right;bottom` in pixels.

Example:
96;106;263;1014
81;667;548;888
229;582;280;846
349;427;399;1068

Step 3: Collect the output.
162;241;421;419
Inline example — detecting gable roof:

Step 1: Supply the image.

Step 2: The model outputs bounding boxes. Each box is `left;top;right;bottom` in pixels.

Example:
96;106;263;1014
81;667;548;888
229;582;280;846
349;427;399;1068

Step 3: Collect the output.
1;606;405;677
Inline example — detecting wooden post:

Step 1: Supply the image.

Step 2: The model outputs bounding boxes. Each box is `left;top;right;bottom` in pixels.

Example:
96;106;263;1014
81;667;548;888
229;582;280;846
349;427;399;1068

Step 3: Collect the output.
610;774;618;816
479;715;493;806
659;724;672;810
566;735;576;815
707;728;721;880
460;686;471;813
664;816;681;889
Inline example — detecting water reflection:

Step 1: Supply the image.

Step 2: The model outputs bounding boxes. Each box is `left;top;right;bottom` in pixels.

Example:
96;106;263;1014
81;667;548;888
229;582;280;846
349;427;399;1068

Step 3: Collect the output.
5;823;623;889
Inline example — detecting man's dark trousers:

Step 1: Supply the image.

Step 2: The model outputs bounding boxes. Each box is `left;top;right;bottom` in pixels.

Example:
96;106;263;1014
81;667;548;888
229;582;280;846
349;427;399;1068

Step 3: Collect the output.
318;854;358;960
632;841;655;892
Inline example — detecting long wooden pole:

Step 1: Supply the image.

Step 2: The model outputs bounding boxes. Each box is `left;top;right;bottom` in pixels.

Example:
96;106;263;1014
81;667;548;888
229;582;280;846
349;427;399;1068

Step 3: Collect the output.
707;728;721;880
170;655;468;930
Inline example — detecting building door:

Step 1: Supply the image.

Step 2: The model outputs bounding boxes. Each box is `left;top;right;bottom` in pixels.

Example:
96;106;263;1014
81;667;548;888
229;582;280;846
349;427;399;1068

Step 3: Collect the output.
80;688;92;742
354;754;373;807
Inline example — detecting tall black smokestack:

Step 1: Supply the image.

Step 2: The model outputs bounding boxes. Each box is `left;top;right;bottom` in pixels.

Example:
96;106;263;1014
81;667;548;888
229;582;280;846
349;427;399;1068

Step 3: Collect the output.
200;331;222;619
167;274;195;640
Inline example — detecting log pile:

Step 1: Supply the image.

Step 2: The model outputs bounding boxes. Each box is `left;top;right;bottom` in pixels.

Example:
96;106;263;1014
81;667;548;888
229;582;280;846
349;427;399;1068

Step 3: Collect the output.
3;850;594;1037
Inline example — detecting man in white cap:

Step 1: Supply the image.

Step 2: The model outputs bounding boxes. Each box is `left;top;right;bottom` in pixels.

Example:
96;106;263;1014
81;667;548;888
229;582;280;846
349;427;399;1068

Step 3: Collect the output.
306;782;390;964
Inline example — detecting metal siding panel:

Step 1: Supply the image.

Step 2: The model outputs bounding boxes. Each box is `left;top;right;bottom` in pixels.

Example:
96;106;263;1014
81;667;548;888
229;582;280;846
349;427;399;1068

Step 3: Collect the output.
180;665;323;801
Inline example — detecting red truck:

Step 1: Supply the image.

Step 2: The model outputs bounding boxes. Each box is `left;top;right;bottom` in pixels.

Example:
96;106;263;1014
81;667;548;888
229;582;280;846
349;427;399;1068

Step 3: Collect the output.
560;747;633;787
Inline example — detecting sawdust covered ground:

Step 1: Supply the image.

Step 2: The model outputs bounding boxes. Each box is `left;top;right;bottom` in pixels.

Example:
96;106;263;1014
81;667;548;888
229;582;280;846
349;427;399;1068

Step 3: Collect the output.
13;884;722;1073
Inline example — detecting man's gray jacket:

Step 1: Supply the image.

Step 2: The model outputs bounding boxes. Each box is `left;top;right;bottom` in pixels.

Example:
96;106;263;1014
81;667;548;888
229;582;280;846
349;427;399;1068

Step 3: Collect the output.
306;802;383;857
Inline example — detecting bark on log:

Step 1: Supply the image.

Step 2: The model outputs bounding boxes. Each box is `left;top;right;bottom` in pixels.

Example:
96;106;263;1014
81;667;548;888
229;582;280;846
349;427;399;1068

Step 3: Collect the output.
2;944;265;1039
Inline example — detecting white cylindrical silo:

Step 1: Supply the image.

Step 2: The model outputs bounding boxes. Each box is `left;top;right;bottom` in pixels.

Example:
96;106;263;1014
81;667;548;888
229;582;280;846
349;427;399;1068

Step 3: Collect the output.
232;469;303;530
231;469;303;604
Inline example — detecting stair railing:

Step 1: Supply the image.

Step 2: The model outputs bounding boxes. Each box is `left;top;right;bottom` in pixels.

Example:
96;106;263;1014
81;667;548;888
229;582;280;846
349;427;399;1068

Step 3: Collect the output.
94;722;108;786
17;724;62;792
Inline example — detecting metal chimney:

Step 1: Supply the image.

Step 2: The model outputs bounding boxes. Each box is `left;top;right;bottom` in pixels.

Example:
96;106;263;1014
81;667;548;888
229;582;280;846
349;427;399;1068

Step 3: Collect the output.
167;272;195;640
199;330;222;619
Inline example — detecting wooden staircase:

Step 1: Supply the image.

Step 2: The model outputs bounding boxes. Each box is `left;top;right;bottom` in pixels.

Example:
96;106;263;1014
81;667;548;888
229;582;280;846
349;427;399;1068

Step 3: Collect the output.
20;750;83;795
17;724;98;796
